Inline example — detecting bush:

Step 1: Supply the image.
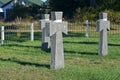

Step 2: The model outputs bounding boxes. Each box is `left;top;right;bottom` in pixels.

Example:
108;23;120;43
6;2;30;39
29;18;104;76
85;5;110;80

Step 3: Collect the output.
104;10;120;22
74;7;120;22
7;4;41;21
74;7;97;21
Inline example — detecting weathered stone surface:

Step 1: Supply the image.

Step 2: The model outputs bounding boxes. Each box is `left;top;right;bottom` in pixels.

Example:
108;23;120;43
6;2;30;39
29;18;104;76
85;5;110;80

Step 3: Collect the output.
99;13;107;20
39;14;51;50
51;12;63;21
46;22;68;37
96;13;110;56
46;12;68;69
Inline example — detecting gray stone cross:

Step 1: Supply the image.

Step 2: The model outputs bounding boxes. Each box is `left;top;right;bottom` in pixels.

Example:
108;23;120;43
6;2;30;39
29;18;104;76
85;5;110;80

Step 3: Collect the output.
39;14;51;50
46;12;68;69
96;13;110;56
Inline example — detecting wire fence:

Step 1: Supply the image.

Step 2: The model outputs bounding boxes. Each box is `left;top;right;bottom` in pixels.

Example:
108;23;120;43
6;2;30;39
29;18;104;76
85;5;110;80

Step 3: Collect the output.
68;19;120;37
0;19;120;48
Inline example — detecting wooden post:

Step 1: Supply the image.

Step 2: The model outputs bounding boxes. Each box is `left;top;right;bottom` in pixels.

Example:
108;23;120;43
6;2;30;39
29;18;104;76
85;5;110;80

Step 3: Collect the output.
85;20;89;38
1;26;4;46
30;23;34;41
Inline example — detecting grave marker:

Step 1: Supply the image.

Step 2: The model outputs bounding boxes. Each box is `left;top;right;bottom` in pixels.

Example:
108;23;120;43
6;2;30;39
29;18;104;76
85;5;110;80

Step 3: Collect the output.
39;14;51;50
46;12;68;69
96;13;110;56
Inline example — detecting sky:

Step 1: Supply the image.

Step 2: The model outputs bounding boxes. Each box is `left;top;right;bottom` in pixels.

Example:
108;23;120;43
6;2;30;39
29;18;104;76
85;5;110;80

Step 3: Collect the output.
42;0;47;2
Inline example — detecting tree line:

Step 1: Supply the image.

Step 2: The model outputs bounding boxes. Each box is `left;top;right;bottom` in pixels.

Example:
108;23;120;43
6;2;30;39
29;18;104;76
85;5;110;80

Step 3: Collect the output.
6;0;120;21
49;0;120;20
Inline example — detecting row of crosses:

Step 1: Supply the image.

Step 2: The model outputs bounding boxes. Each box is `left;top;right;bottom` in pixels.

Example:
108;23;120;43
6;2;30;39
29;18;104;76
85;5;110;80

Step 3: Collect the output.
39;11;68;69
39;12;110;69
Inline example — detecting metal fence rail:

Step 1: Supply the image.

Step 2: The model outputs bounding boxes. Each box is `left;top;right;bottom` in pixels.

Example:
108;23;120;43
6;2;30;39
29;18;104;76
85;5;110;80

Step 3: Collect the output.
0;20;120;46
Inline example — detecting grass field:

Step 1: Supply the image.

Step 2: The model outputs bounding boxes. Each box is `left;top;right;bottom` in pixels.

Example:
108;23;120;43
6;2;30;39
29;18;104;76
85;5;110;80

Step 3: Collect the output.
0;32;120;80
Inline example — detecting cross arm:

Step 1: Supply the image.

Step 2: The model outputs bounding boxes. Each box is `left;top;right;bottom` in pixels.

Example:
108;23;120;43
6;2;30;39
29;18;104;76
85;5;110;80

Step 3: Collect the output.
39;20;50;30
96;20;110;32
46;21;68;37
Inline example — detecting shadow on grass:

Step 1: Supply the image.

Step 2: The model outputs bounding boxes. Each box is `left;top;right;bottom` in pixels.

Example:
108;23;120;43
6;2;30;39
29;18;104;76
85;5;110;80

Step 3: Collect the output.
64;41;98;45
63;32;85;37
80;52;98;55
41;48;51;53
108;43;120;46
0;58;50;69
64;41;120;47
5;44;51;53
6;44;41;49
65;50;98;55
6;44;50;53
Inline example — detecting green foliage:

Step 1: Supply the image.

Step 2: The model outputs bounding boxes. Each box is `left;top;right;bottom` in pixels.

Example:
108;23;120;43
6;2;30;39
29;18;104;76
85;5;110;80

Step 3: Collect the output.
104;10;120;22
49;0;120;19
49;0;78;18
74;7;97;21
8;4;42;21
8;4;32;21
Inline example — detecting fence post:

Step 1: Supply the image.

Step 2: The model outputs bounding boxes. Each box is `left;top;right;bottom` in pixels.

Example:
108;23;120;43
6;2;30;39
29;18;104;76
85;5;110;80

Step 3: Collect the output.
1;26;4;46
30;23;34;41
85;20;89;38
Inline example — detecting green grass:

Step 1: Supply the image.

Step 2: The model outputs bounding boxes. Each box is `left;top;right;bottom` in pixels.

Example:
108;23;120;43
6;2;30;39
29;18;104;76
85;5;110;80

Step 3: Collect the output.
0;32;120;80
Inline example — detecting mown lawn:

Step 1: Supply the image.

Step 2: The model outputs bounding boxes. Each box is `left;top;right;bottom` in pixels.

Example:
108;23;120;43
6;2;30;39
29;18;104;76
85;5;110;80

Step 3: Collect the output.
0;32;120;80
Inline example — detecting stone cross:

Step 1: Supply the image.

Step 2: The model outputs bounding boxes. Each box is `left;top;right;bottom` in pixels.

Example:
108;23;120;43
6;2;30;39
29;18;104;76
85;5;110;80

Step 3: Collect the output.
46;12;68;69
96;13;110;56
39;14;51;50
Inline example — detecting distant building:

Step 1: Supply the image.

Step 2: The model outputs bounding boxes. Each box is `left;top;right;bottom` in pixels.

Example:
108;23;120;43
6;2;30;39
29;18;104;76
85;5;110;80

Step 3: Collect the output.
0;0;43;20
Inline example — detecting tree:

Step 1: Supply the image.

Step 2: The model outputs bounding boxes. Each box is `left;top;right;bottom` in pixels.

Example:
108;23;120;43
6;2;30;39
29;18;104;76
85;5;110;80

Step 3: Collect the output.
49;0;120;19
8;2;43;21
49;0;78;18
49;0;97;18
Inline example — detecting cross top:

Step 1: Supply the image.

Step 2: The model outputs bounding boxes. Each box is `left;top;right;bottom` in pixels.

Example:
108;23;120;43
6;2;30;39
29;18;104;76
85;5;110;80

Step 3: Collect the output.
46;12;67;37
51;12;63;22
42;14;50;21
99;13;107;21
96;12;110;32
39;14;50;29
